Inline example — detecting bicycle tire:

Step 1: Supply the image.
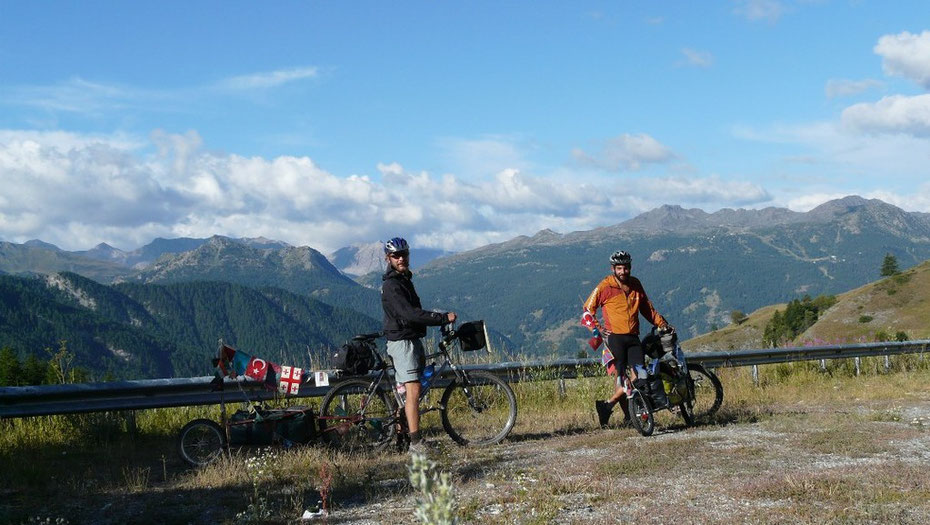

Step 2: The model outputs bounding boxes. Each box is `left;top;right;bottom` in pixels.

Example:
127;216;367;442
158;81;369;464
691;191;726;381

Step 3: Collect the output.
178;418;226;467
688;363;724;420
440;370;517;446
678;400;695;427
318;379;398;453
628;390;654;436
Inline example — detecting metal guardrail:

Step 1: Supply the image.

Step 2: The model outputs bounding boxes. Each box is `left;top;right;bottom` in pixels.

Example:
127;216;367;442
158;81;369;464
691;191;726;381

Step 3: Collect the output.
1;340;927;419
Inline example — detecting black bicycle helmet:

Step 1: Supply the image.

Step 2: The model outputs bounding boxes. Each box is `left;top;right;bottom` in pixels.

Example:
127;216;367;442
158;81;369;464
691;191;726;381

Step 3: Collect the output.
384;237;409;254
609;250;632;266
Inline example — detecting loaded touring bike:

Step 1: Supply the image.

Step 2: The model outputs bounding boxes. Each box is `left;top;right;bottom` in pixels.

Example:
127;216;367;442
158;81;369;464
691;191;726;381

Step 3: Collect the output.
318;320;518;451
623;326;724;436
177;320;516;466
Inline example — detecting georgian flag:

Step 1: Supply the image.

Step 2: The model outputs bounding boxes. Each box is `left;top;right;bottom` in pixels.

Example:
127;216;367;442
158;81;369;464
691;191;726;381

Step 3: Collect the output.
245;357;269;382
278;366;303;395
602;346;615;375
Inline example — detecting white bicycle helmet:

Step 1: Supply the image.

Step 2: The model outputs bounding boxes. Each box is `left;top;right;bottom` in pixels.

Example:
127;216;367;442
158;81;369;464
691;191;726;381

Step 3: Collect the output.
384;237;409;254
609;250;632;266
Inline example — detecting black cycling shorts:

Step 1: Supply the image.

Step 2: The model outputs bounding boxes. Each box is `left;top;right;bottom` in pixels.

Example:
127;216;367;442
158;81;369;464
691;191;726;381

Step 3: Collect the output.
606;333;644;377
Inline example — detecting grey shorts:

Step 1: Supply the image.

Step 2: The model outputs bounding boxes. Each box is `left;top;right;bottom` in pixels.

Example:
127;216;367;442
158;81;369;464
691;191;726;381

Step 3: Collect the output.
386;339;426;384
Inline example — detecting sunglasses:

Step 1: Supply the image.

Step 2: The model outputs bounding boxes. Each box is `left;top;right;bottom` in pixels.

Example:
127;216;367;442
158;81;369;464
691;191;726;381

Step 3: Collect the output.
389;251;409;259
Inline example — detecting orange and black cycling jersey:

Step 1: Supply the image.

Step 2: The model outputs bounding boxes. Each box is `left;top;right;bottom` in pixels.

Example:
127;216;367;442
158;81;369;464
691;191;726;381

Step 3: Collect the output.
583;274;667;336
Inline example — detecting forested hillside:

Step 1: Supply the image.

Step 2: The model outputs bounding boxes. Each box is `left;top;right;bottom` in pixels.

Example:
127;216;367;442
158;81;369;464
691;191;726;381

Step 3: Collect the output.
127;236;382;319
684;258;930;351
0;273;379;379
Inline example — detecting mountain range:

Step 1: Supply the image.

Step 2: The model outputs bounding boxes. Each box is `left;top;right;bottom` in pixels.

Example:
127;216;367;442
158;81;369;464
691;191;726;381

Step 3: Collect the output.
3;195;930;376
410;196;930;354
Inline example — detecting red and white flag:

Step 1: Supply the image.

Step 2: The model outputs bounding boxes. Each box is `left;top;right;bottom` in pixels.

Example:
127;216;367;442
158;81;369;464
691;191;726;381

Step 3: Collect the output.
244;357;269;382
581;311;597;329
278;366;303;395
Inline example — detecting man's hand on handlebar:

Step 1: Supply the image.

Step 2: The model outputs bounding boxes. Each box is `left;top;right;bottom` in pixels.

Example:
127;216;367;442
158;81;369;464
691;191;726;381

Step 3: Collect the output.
446;312;457;324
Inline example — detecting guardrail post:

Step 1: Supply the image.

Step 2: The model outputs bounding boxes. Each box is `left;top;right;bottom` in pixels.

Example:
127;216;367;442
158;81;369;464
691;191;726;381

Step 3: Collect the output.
558;378;567;400
820;359;827;373
854;357;861;376
884;355;890;372
126;410;137;436
752;365;759;385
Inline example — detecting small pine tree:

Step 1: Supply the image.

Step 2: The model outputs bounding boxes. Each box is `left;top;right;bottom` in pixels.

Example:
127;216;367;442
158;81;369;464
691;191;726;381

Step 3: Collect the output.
880;253;900;277
0;347;23;386
730;310;747;325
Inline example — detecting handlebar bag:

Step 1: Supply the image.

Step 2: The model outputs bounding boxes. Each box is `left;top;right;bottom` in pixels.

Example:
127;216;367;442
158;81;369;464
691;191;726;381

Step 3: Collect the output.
457;321;487;351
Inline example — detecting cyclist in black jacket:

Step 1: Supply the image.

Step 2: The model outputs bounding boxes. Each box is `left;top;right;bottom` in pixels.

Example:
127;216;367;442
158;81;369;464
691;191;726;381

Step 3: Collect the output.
381;237;456;454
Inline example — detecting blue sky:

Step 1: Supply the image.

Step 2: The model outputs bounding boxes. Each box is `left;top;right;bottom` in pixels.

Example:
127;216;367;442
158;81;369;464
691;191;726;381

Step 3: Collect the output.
1;1;929;253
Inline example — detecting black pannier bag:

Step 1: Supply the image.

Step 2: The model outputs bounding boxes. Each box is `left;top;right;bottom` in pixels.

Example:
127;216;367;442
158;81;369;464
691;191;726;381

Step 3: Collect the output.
332;339;376;375
228;408;317;446
228;409;273;446
456;320;487;351
641;333;664;359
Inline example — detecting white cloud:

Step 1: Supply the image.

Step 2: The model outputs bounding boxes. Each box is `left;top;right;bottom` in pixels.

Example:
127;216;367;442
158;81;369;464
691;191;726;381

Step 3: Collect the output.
732;0;785;23
786;192;852;212
22;129;917;255
824;78;882;99
874;30;930;89
1;66;320;119
218;67;319;90
680;48;714;68
639;175;771;206
437;136;533;179
841;94;930;136
573;133;675;172
0;129;689;253
1;77;159;115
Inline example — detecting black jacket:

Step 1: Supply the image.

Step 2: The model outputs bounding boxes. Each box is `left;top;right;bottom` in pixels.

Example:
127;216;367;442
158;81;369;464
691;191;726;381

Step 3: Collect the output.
381;267;447;341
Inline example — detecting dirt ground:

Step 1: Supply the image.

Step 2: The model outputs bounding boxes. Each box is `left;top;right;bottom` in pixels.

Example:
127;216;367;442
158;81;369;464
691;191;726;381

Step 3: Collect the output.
327;397;930;524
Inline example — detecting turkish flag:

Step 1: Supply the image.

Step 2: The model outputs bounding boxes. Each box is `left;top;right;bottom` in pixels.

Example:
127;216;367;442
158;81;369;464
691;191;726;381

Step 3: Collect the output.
581;311;597;329
245;357;269;382
278;366;303;395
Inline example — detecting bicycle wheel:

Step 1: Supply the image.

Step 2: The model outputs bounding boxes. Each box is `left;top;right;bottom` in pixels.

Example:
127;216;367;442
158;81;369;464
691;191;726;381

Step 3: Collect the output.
178;419;226;467
628;390;654;437
319;379;398;453
441;370;517;446
688;364;724;420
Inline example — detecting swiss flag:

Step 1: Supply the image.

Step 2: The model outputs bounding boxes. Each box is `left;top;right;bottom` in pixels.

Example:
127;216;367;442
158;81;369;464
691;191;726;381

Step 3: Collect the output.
278;366;303;395
581;311;597;329
245;357;269;382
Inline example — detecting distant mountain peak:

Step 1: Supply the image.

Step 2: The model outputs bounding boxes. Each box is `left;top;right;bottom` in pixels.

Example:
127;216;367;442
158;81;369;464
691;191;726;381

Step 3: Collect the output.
619;204;710;232
24;239;61;251
807;195;875;218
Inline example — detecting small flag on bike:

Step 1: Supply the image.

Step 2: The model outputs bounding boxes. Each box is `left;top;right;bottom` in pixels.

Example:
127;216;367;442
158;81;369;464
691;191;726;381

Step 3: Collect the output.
278;365;303;395
588;326;603;350
214;344;237;378
232;350;252;377
244;357;269;382
581;311;597;329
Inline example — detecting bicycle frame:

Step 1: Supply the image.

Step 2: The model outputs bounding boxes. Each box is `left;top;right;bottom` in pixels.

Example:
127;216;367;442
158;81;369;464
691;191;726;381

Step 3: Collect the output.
317;324;489;441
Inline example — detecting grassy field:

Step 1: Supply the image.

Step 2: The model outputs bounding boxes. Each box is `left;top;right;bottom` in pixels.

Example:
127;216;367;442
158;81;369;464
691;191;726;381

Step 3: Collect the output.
3;354;930;524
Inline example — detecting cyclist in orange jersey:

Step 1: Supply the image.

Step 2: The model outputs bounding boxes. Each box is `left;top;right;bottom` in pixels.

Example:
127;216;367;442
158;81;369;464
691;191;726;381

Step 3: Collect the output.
583;250;672;427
